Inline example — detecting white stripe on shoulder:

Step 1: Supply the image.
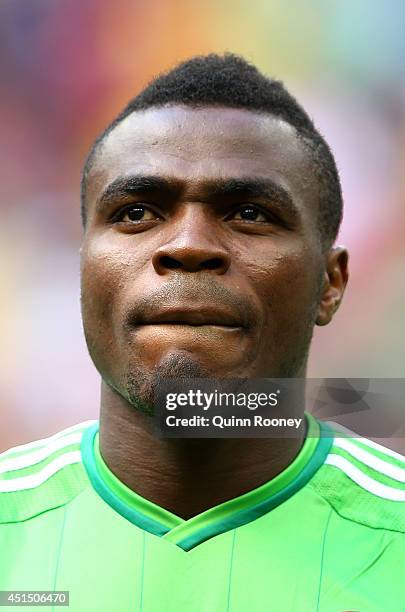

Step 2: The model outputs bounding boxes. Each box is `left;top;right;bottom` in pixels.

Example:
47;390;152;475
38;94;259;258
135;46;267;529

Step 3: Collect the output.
325;453;405;501
0;432;83;475
326;420;405;462
0;451;82;493
0;421;96;459
332;437;405;483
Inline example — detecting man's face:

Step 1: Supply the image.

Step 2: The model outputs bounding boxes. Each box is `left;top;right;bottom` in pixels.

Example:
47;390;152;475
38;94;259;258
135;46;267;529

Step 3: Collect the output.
80;106;330;408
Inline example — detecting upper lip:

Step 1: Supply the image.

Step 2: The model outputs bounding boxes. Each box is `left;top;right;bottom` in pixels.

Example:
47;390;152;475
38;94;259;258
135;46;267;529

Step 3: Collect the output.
138;307;245;327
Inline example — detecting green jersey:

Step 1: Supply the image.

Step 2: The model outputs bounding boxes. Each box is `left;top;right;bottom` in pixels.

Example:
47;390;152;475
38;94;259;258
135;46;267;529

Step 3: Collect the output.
0;413;404;611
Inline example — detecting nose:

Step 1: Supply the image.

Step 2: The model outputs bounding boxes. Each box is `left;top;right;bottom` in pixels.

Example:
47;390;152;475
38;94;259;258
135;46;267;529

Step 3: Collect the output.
152;206;231;275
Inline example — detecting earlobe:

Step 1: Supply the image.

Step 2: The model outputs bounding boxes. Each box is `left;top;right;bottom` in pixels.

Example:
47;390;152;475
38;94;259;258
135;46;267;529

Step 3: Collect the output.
315;246;349;327
315;300;338;326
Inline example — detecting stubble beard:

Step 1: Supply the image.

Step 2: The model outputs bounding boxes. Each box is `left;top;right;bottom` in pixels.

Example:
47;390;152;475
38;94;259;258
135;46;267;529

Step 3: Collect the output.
122;351;211;415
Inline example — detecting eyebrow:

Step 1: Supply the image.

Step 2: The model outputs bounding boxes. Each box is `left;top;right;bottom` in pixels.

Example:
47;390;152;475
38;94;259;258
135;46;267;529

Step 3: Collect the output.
205;177;299;220
96;174;300;221
96;175;177;212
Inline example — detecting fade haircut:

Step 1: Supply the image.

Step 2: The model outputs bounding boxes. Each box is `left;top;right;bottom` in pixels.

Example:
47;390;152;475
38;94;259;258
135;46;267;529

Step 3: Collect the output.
81;53;343;249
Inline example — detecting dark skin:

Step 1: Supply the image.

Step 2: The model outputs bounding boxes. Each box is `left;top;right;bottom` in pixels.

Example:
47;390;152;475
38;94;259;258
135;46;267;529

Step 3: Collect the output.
80;106;349;519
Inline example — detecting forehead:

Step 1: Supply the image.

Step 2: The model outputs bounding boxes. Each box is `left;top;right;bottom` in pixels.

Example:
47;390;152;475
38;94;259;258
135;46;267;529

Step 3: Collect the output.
87;105;318;214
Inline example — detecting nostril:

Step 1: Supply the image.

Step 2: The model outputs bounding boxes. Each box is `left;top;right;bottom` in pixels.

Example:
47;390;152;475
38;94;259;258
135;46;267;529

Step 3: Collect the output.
160;255;183;269
154;251;230;274
202;258;224;270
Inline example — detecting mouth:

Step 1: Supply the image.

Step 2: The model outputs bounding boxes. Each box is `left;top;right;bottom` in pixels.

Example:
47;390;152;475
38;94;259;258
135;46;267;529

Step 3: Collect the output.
142;323;242;332
137;307;246;328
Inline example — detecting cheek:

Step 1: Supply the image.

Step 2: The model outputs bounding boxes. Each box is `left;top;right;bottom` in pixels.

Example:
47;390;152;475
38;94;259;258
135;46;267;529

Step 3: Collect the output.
80;238;143;334
243;243;321;332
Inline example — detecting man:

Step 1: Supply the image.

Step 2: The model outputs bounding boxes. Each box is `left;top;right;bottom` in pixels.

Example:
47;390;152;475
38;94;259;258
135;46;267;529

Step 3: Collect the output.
0;54;404;611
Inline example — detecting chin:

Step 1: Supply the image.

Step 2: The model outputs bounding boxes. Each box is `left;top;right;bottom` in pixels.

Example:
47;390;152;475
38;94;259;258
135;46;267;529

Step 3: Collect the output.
153;351;212;378
120;351;211;414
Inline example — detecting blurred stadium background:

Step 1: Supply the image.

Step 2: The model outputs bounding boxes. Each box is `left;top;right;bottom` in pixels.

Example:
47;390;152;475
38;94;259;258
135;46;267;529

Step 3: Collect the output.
0;0;404;450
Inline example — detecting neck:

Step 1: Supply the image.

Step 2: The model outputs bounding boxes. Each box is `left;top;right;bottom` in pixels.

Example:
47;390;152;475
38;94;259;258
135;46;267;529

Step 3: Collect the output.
98;382;306;519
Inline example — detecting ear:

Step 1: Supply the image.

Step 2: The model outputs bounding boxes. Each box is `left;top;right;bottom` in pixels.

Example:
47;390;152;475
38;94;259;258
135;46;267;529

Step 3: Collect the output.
316;246;349;326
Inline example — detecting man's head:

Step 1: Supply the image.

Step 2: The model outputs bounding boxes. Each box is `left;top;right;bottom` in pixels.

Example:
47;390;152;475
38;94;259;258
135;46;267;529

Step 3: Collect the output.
80;53;348;412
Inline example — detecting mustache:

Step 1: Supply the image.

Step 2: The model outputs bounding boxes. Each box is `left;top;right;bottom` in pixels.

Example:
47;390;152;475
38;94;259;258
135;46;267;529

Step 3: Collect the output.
124;276;255;329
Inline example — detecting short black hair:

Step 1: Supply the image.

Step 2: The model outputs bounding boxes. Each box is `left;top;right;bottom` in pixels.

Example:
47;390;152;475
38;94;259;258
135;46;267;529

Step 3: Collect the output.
81;53;343;249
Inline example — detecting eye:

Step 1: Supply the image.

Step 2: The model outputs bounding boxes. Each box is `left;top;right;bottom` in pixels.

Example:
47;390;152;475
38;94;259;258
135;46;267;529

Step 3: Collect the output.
112;204;160;223
229;205;272;223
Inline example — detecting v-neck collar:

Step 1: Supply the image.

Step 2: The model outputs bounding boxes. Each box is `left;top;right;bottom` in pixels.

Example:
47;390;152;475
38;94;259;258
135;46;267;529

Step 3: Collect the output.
81;412;333;551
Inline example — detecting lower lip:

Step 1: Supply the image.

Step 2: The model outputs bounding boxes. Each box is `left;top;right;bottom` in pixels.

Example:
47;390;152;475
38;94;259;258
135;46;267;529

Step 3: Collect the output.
134;323;246;339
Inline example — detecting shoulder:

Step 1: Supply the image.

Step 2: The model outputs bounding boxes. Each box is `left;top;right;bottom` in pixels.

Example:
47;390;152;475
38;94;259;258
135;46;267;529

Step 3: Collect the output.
309;420;405;533
0;420;96;524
